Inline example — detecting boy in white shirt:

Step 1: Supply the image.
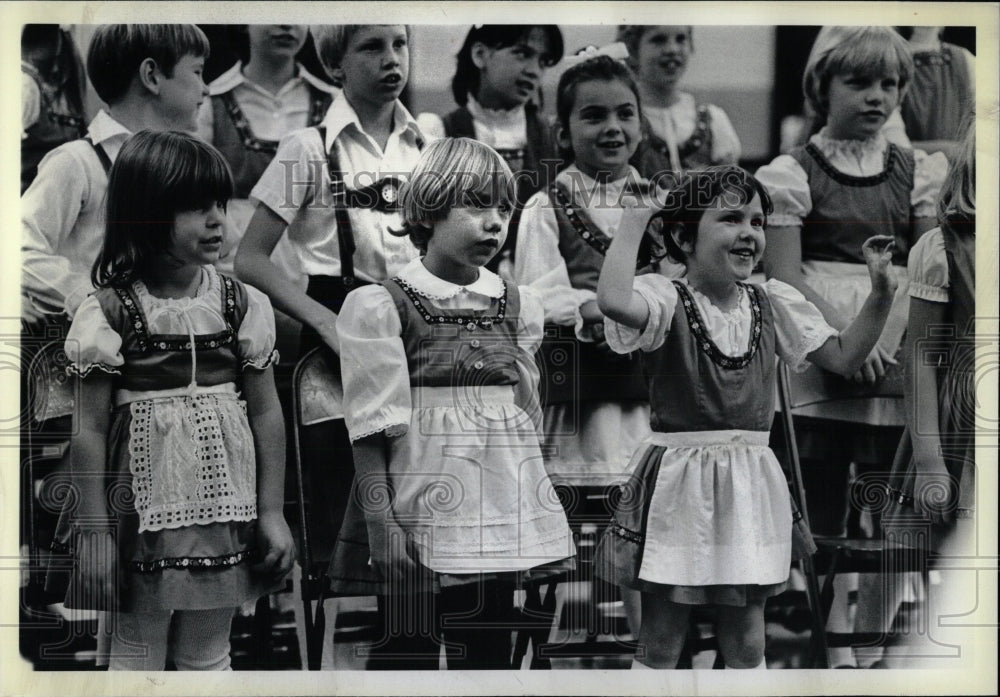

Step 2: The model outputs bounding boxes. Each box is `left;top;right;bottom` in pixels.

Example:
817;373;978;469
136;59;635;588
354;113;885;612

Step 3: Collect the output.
22;23;211;422
236;24;424;357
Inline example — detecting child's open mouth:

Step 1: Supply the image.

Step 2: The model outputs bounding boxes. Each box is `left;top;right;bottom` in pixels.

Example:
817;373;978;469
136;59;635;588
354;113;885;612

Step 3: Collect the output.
515;79;536;93
598;141;625;150
201;236;223;247
381;73;402;86
730;247;755;261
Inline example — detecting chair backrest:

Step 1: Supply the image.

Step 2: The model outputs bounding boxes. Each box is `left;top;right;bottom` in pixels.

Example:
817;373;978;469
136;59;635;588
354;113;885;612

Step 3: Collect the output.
777;359;904;425
293;347;344;426
290;347;346;584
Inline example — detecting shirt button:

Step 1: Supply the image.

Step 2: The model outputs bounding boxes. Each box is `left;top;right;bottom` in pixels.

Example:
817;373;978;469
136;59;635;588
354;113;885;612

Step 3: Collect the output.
471;339;481;348
474;360;485;370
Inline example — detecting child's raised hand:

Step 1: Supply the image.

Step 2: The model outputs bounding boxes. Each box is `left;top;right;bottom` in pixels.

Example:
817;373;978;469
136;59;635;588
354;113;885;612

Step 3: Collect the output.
253;511;296;580
617;197;655;242
861;235;898;298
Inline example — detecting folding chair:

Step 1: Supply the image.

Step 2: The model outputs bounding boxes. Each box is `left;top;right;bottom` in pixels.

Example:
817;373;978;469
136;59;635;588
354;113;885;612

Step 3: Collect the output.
290;346;375;669
517;484;641;668
775;360;932;668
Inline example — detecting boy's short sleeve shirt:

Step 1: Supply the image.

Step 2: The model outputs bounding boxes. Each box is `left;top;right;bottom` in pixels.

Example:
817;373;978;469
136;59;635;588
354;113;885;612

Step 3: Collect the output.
21;110;132;314
249;97;423;284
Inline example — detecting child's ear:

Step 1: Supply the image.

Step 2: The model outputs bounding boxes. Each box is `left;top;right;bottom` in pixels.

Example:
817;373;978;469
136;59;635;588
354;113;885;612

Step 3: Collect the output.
556;124;572;153
470;41;490;70
328;65;346;85
669;223;694;255
137;57;162;95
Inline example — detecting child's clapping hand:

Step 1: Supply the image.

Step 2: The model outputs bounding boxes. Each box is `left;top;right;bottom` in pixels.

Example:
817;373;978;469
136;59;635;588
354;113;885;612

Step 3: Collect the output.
861;235;898;299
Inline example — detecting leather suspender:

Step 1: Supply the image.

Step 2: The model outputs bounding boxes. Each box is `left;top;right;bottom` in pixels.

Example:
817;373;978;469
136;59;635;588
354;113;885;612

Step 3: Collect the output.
315;125;424;287
83;135;113;175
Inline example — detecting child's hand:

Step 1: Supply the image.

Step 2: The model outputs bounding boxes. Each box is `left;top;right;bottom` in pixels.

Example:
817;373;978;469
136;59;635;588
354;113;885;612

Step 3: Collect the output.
850;343;898;385
253;511;296;580
912;453;956;525
617;197;655;242
861;235;898;299
367;517;423;588
76;528;117;607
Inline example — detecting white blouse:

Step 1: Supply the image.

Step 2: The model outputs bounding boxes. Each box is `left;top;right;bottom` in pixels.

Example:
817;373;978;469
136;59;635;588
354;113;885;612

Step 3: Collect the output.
907;227;950;303
605;275;838;373
337;259;545;442
643;92;741;166
417;95;529;150
66;265;277;377
755;127;949;228
514;164;685;335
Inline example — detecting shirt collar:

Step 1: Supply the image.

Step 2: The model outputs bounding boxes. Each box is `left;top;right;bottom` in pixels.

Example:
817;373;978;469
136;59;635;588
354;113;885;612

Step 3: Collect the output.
811;126;888;160
209;61;339;99
87;110;132;147
397;258;505;300
320;95;422;153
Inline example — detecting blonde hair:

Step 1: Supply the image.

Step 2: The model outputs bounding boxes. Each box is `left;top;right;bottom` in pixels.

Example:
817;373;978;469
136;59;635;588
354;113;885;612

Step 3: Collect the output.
615;25;693;72
803;26;913;124
938;112;976;224
392;138;516;253
310;24;409;78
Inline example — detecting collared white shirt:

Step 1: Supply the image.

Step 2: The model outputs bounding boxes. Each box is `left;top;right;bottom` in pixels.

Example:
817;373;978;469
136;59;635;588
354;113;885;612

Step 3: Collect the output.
195;62;339;143
250;96;424;282
22;110;132;315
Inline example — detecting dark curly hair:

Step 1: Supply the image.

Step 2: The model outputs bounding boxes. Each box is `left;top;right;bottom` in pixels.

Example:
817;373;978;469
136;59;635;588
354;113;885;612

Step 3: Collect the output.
648;165;773;264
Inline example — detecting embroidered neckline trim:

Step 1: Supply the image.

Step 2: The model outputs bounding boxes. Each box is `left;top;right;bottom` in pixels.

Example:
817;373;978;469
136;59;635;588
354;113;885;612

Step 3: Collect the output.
674;280;762;370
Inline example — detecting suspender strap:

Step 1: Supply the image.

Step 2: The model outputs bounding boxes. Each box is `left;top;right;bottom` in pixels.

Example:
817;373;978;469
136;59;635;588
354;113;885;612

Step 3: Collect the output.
316;125;357;286
84;135;113;175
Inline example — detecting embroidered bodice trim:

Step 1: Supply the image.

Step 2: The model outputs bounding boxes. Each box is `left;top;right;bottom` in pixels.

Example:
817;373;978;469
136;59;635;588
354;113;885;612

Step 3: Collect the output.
647;104;712;162
550;182;614;255
913;44;955;67
673;280;762;370
221;88;328;155
804;141;902;187
391;277;508;331
115;275;237;353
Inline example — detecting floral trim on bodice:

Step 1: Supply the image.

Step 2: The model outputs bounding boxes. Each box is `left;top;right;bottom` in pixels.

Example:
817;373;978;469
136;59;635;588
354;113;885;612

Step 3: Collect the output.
673;280;762;370
391;277;508;331
114;274;237;353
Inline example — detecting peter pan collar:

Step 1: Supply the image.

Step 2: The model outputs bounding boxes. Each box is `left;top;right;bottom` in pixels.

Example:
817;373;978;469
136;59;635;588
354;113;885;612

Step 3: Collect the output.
397;258;505;300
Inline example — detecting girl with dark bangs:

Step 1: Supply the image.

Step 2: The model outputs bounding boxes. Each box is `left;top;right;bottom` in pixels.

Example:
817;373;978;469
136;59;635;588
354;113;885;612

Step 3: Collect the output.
417;24;565;276
53;131;295;670
593;165;898;668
